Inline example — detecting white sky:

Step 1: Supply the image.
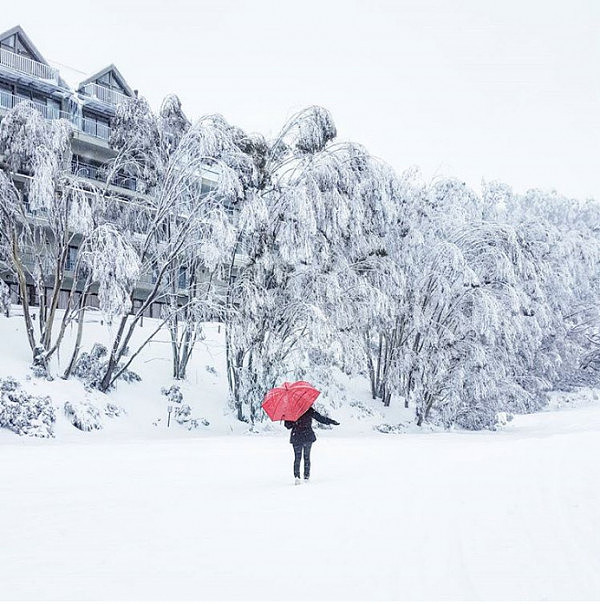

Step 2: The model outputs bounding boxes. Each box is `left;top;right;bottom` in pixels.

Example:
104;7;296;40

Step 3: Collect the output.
3;0;600;199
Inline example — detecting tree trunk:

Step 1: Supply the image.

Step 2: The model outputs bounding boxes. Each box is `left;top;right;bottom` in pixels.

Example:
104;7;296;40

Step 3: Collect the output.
366;333;377;399
12;237;37;355
63;295;88;379
99;314;129;392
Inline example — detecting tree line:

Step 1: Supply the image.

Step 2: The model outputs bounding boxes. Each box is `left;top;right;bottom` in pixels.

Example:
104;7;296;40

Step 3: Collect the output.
1;97;599;429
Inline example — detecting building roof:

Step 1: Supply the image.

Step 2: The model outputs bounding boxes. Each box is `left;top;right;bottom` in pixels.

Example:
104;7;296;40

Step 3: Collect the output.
0;25;51;67
0;25;135;99
78;64;134;97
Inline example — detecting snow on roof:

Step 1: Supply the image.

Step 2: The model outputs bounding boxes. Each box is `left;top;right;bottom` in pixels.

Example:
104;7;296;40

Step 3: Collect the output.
2;25;135;98
47;60;88;93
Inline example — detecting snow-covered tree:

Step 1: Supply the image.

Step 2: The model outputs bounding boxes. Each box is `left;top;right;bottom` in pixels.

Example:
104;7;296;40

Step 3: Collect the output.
190;107;403;421
92;96;235;391
367;175;600;429
0;103;101;372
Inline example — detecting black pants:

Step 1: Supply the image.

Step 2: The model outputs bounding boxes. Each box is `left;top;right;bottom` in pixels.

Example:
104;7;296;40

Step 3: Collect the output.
292;442;313;479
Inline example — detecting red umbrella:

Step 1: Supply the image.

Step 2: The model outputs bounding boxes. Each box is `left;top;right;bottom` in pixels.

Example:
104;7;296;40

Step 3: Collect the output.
262;381;321;422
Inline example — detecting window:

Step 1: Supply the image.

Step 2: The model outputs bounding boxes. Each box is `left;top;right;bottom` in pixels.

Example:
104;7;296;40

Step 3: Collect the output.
46;98;60;119
0;81;12;110
15;91;30;105
82;111;111;139
0;33;33;58
66;246;78;272
178;266;188;289
96;71;126;94
201;180;216;196
15;36;30;57
132;299;143;316
0;34;16;51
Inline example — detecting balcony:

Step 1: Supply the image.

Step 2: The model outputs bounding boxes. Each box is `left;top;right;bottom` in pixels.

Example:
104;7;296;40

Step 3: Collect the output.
0;47;59;82
0;91;111;142
80;116;111;141
0;90;61;119
71;158;137;192
81;82;131;107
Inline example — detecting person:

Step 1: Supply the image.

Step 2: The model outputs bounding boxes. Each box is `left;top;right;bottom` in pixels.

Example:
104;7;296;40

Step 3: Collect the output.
284;406;340;484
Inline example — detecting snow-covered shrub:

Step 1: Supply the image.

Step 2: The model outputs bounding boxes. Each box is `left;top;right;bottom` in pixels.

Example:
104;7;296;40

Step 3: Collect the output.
0;376;20;392
104;402;125;418
72;343;141;390
0;377;55;438
348;399;375;418
161;384;184;405
161;385;192;424
374;423;404;434
494;412;514;429
64;401;103;432
31;345;53;379
188;417;210;430
119;368;142;384
161;385;203;427
71;343;107;387
174;404;192;424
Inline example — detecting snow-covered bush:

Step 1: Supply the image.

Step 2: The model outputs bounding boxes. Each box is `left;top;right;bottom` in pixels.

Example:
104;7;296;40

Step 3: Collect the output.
104;402;125;418
64;401;103;432
348;399;376;418
161;385;192;424
71;343;108;387
188;418;210;429
161;384;184;405
0;376;20;392
494;412;514;430
0;377;55;438
160;385;209;428
175;405;192;424
71;343;141;390
374;423;405;434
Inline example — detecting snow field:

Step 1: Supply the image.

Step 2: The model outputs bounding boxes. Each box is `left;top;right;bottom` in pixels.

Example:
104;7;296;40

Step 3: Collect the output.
1;403;599;600
1;310;599;600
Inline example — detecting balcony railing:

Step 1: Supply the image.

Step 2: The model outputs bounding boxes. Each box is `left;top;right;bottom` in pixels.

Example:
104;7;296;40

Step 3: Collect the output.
0;91;112;141
0;90;59;120
71;158;137;192
81;82;131;107
80;116;111;141
0;47;59;82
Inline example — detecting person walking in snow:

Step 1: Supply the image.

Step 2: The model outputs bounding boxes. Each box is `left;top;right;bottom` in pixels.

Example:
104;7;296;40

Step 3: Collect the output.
285;406;339;484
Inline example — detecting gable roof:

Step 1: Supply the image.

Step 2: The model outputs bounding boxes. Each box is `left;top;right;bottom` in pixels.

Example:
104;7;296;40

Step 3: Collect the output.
78;64;134;97
0;25;51;66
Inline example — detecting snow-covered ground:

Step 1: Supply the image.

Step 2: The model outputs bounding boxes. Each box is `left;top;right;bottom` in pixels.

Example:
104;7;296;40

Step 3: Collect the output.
1;311;600;600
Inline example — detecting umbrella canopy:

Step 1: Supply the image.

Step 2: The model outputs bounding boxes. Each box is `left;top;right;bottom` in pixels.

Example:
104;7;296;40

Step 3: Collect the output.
261;381;321;422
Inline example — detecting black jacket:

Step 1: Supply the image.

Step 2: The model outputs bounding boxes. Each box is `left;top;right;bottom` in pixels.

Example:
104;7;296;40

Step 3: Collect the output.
284;407;338;445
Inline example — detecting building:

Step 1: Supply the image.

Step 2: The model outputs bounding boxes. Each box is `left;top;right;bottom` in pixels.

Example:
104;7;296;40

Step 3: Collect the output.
0;25;224;318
